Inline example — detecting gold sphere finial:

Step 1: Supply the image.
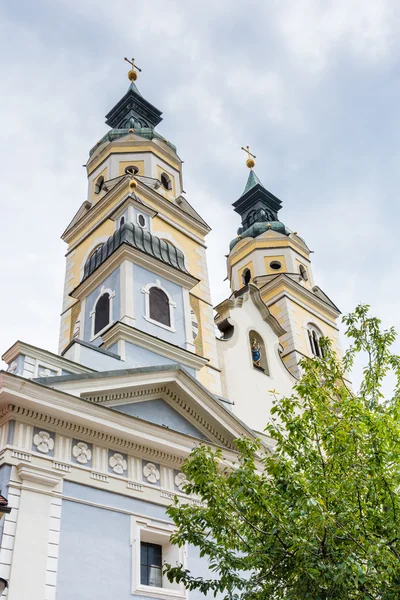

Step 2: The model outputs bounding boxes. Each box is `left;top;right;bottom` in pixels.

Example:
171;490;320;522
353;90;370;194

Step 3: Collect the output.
128;68;138;82
124;57;142;83
241;145;256;169
129;179;137;189
246;157;255;169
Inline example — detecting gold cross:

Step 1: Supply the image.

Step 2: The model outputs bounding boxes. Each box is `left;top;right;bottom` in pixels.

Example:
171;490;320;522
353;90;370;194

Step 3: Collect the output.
241;145;256;169
124;57;142;82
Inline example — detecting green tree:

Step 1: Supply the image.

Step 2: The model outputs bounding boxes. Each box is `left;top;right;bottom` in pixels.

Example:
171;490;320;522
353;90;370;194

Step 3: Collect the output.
165;305;400;599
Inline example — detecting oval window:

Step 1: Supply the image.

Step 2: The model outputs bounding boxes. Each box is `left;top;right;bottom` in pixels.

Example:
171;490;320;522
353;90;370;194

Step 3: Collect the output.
137;214;146;228
269;261;282;270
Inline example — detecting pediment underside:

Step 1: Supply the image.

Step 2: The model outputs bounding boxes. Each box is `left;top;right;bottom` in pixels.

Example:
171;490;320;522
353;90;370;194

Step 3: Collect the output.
111;398;209;441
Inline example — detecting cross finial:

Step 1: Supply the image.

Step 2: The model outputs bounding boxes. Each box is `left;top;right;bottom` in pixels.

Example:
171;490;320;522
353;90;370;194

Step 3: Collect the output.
124;57;142;83
241;145;256;169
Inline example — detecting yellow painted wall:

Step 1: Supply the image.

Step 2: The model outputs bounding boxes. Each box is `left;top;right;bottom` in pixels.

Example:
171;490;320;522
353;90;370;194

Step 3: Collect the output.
118;160;145;176
87;143;181;176
264;255;287;274
69;219;115;289
229;238;309;268
266;292;341;356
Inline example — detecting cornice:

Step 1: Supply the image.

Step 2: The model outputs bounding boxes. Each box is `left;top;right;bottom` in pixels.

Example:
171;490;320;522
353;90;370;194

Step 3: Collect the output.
70;242;199;301
214;284;286;338
84;383;232;449
7;403;184;465
64;178;209;250
1;341;94;374
259;274;340;323
228;232;310;265
86;136;181;174
0;371;245;461
101;323;208;371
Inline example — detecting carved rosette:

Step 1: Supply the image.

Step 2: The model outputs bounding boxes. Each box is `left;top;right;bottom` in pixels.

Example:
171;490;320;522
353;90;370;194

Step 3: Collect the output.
72;442;92;464
174;471;188;492
109;452;127;475
143;462;160;484
33;430;54;454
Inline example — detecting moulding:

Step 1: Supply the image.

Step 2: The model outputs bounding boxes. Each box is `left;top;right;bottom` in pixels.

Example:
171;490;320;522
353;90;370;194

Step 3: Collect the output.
6;404;185;466
101;322;208;371
1;341;94;375
63;176;209;251
84;382;232;449
71;243;199;302
214;284;286;338
259;275;340;323
17;463;64;488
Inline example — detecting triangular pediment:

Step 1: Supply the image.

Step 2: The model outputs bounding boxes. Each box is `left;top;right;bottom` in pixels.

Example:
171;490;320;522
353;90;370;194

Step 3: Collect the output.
110;398;209;440
40;364;256;450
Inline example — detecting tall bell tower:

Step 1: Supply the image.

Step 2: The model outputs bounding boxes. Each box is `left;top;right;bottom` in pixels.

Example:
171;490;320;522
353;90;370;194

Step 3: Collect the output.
226;149;342;378
58;59;221;394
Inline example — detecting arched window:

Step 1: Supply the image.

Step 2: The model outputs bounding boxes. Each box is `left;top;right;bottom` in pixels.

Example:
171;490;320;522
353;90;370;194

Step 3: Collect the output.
149;287;170;327
94;176;104;194
307;324;324;358
94;293;110;335
242;268;251;286
90;287;115;339
160;172;172;191
299;264;308;281
142;280;176;331
119;216;125;228
249;330;269;375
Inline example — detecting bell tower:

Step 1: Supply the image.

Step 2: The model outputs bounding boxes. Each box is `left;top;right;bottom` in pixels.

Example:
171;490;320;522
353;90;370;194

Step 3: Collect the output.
226;150;342;378
58;60;221;394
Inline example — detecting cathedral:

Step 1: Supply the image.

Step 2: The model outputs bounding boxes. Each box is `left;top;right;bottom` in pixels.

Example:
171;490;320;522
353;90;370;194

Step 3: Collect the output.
0;61;342;599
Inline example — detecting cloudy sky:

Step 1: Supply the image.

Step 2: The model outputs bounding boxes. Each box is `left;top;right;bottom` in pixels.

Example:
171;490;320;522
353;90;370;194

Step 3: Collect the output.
1;0;400;380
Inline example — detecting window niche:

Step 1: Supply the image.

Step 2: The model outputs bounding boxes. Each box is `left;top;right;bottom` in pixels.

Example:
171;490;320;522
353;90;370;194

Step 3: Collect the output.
90;287;115;339
307;324;324;358
242;268;251;286
249;330;269;375
299;264;308;281
131;516;187;600
94;175;105;194
142;280;176;332
160;172;172;191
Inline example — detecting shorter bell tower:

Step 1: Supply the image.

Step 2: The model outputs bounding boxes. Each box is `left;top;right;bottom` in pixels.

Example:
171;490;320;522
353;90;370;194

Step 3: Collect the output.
226;150;342;378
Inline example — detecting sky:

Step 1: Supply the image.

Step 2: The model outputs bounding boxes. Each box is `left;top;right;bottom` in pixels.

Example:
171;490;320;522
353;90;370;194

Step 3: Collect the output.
1;0;400;383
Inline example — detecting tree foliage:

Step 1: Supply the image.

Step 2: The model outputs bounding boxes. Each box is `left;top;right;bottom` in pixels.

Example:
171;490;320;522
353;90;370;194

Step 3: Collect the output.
165;305;400;599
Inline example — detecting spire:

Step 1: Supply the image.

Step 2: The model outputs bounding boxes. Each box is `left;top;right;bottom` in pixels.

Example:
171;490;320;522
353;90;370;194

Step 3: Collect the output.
229;147;288;251
104;57;163;131
241;169;264;197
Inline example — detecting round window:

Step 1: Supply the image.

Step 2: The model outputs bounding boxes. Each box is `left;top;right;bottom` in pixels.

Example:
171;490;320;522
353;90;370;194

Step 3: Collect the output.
137;214;146;228
124;165;139;175
269;261;282;270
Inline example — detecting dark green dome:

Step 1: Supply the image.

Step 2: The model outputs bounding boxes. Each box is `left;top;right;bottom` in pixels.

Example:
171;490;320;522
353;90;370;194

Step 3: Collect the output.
229;221;289;251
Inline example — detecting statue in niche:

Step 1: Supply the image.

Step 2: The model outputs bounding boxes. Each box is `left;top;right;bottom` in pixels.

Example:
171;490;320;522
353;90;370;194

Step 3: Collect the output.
251;338;262;368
